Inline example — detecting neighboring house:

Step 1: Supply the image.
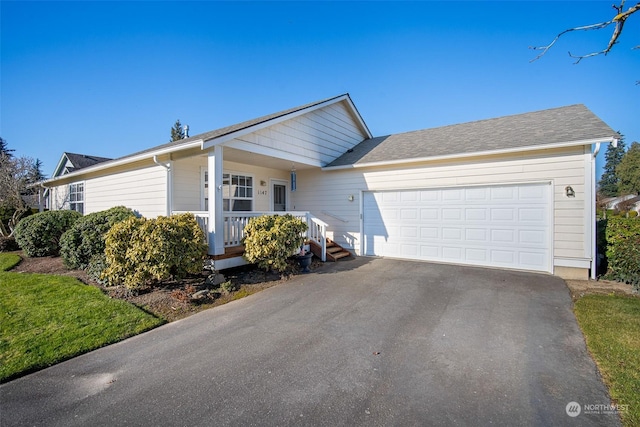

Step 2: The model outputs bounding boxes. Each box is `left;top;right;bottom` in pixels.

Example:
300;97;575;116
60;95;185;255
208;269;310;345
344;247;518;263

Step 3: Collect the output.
601;195;640;213
40;94;618;279
44;152;112;212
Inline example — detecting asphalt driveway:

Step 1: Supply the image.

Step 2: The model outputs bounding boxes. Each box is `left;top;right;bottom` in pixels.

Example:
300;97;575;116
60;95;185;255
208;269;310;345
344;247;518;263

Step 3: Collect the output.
1;258;619;426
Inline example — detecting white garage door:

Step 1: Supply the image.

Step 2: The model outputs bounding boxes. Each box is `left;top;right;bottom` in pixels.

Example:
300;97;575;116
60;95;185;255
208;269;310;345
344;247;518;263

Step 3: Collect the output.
362;184;551;272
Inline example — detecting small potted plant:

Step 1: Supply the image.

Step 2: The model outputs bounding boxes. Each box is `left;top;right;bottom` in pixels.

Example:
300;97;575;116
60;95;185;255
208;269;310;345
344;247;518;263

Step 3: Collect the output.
297;245;313;273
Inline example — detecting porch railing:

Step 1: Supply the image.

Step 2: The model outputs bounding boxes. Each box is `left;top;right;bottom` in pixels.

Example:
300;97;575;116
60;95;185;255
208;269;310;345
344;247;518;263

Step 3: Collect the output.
173;211;327;261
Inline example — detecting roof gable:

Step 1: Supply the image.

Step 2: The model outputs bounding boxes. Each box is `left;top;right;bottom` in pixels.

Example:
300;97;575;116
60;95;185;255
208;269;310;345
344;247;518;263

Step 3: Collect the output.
52;152;112;178
327;104;618;168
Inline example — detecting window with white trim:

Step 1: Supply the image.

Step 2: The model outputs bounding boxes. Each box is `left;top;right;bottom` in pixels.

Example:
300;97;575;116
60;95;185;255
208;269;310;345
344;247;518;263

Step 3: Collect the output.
223;173;253;211
69;182;84;214
202;172;254;211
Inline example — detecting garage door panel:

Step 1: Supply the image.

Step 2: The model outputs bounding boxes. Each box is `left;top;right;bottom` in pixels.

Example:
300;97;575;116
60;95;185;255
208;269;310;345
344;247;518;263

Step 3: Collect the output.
442;246;463;260
519;185;547;200
465;228;488;241
466;248;488;262
491;208;515;221
465;208;487;221
519;208;547;221
420;208;439;220
491;250;515;264
443;209;462;220
363;184;551;272
420;227;439;239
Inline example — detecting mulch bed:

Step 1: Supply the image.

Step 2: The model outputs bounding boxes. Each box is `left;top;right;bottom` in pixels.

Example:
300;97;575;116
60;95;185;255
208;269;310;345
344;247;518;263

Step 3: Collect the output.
10;254;319;322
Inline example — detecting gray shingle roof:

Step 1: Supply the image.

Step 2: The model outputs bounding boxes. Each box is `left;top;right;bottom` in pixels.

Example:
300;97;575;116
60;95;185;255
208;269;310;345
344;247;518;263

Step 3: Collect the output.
64;152;112;170
327;104;618;167
121;94;352;160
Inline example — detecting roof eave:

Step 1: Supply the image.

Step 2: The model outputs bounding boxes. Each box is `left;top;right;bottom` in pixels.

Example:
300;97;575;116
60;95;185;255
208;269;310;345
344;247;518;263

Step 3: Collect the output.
40;140;204;187
323;136;617;171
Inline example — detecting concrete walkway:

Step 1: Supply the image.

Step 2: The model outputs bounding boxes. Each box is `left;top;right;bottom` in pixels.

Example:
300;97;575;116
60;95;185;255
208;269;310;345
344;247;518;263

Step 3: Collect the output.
0;258;619;426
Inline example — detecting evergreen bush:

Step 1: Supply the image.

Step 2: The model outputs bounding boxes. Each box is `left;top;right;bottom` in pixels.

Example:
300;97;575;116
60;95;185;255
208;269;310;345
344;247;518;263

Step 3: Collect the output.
102;213;208;289
14;210;82;257
0;236;19;252
605;216;640;290
243;214;308;273
60;206;136;269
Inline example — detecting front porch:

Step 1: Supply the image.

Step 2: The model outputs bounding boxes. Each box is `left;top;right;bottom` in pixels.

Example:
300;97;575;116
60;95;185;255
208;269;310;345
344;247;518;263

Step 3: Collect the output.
173;210;332;269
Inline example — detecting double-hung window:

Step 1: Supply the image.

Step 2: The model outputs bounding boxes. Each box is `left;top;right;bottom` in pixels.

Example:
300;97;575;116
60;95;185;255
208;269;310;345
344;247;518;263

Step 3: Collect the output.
223;173;253;211
202;172;254;211
69;182;84;214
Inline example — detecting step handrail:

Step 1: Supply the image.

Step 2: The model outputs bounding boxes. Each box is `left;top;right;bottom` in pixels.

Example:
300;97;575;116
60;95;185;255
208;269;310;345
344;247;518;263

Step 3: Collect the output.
306;213;327;262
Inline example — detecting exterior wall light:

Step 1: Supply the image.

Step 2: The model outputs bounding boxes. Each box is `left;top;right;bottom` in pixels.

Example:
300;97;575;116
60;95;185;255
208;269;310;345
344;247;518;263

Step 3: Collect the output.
565;186;575;198
347;195;354;202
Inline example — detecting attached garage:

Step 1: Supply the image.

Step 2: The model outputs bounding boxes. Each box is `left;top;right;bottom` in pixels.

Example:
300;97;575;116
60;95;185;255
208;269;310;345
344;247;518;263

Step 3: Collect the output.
362;183;552;273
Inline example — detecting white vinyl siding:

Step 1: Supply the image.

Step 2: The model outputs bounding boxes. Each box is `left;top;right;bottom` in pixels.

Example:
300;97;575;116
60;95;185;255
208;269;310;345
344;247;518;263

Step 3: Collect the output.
294;147;589;268
227;102;367;167
172;156;205;212
84;165;167;217
171;157;290;212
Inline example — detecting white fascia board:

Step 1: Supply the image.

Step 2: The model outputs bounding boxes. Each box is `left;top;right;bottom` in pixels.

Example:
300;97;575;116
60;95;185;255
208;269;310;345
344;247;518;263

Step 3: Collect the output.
323;136;617;171
343;95;373;139
202;94;371;150
40;140;204;187
51;153;70;178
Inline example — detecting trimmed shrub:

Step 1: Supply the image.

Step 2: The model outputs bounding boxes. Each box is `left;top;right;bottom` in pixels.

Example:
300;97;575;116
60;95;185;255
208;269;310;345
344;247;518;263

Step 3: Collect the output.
87;253;108;285
14;210;82;257
242;214;308;273
605;216;640;290
60;206;136;269
0;236;19;252
102;213;208;289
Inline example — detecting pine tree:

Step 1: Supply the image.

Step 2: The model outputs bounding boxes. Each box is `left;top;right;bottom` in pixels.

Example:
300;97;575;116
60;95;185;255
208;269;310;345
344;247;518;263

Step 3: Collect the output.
170;119;185;142
27;158;46;185
617;141;640;195
0;137;14;158
598;136;626;197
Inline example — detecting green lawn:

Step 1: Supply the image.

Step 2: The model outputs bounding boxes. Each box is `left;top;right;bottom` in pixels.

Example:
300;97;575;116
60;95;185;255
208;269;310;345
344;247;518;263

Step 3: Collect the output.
0;253;164;382
574;294;640;427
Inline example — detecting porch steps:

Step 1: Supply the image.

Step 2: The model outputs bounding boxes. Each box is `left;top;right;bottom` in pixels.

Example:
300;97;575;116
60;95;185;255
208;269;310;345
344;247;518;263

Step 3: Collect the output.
309;238;352;262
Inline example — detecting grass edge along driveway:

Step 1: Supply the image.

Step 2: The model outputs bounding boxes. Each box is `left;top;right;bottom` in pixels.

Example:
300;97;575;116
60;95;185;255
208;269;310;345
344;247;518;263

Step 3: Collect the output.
574;293;640;427
0;253;164;383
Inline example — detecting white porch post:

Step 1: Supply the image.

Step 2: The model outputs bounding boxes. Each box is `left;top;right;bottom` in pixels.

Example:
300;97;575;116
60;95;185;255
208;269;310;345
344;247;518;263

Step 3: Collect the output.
208;145;225;255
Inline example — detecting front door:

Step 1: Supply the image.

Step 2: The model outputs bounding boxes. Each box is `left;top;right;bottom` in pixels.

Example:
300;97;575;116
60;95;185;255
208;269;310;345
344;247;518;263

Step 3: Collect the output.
272;182;287;211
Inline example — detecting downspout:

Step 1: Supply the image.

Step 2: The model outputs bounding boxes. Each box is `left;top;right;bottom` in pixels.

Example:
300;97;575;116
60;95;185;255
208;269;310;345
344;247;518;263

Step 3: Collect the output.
153;155;172;216
590;138;617;279
590;145;598;280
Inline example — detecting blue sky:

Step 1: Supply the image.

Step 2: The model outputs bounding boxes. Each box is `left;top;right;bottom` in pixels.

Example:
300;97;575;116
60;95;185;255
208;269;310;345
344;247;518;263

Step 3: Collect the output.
1;1;638;179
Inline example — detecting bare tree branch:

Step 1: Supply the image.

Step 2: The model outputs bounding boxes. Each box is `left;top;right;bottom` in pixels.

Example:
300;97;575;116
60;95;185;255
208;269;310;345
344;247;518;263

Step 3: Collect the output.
530;1;639;63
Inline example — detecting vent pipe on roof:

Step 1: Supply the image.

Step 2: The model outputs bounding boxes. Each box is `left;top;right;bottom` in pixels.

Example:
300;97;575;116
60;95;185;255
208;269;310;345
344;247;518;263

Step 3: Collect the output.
183;125;189;138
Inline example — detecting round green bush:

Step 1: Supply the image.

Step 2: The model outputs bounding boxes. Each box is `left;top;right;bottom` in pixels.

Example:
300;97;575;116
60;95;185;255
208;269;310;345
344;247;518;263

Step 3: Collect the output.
102;213;208;289
242;214;308;273
60;206;136;270
14;210;82;257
